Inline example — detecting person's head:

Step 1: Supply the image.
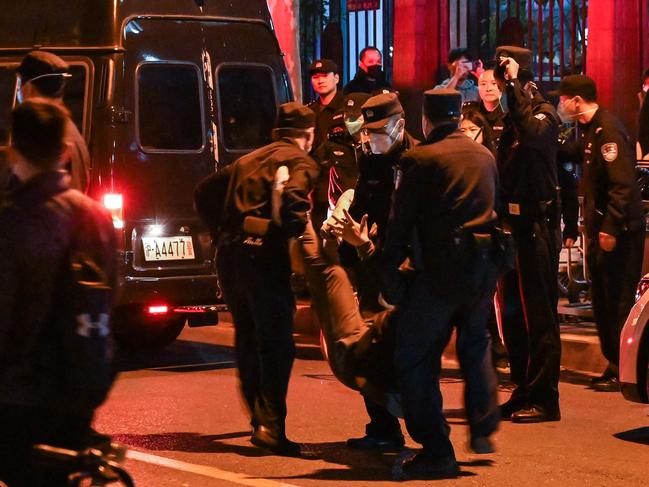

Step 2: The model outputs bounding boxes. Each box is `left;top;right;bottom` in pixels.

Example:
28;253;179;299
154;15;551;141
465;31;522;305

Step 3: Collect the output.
493;45;532;82
359;46;383;78
641;69;649;93
272;102;316;153
460;108;496;154
342;92;372;139
478;69;502;108
421;89;462;140
17;50;71;101
447;48;471;79
309;59;339;99
552;74;598;123
360;92;405;155
9;98;69;176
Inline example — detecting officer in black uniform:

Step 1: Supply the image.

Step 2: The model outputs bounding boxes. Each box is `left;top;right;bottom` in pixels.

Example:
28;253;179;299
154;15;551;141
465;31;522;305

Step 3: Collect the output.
307;59;345;229
194;102;319;457
337;92;418;452
381;89;500;479
477;64;511;148
554;75;645;391
494;46;563;423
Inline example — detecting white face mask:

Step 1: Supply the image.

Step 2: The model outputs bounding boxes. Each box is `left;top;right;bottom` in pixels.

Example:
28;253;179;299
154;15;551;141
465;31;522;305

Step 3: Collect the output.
367;122;400;154
557;96;598;123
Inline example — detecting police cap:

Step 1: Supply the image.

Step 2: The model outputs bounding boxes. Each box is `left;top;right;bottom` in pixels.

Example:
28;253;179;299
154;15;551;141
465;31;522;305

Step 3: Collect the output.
361;92;404;130
17;50;70;97
343;92;372;119
422;89;462;123
550;74;597;101
494;45;532;81
275;102;316;130
308;58;338;76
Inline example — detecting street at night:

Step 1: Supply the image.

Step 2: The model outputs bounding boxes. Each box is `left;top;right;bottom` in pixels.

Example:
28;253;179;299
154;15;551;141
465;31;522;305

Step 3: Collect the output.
95;316;649;486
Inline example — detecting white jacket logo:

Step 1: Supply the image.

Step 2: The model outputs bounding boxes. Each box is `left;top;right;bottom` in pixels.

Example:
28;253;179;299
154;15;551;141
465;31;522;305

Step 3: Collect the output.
76;313;110;337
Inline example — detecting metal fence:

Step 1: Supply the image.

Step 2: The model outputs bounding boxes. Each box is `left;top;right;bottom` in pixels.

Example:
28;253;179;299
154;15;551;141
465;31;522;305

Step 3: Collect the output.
449;0;588;82
299;0;394;102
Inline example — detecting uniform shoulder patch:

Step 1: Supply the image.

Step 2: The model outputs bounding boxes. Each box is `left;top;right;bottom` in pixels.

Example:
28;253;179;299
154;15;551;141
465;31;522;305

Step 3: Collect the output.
601;142;618;162
534;113;546;120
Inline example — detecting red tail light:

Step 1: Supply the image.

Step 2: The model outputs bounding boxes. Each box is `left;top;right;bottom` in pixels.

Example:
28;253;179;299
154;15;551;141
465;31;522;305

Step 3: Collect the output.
147;305;169;315
103;193;124;229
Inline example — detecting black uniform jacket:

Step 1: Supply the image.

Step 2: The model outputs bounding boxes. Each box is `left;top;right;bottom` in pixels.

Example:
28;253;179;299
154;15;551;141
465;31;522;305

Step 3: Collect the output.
343;69;391;95
382;129;499;299
194;138;319;247
313;131;361;209
480;102;510;148
338;132;419;266
578;108;644;237
0;171;116;409
497;80;560;214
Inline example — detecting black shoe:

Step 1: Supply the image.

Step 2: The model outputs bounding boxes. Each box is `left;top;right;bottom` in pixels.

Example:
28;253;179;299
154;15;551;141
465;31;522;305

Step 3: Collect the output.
511;405;561;423
499;396;527;420
592;377;620;392
400;452;459;480
250;426;301;457
347;434;405;452
469;436;495;454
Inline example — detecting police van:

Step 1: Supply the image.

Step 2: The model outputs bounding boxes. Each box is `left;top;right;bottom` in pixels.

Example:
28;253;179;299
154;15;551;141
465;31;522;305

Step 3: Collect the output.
0;0;293;347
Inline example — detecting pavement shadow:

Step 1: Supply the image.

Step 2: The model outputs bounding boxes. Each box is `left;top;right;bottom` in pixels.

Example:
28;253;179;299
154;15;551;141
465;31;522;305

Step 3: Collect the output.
613;427;649;446
116;340;236;372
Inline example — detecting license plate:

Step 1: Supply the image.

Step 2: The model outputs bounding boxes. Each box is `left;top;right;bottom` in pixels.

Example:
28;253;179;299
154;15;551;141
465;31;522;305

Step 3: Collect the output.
142;236;195;261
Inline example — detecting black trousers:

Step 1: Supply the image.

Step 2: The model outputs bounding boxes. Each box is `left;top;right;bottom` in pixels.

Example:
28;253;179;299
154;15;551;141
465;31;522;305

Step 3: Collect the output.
500;218;562;410
0;404;93;487
587;228;645;368
394;267;500;457
216;242;296;436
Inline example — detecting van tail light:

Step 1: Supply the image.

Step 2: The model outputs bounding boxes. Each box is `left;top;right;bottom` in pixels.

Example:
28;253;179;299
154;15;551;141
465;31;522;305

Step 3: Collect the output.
103;193;124;229
635;276;649;302
147;305;169;316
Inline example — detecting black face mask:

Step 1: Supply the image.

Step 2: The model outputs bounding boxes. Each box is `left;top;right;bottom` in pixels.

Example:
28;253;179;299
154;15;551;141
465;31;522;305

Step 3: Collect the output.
366;65;384;80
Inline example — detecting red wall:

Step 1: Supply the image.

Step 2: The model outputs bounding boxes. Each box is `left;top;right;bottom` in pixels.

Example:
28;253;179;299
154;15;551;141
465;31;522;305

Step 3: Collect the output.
392;0;449;137
586;0;645;135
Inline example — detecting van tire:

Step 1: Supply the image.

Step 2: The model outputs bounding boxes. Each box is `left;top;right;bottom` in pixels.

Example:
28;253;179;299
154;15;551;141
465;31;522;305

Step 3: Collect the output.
113;305;186;349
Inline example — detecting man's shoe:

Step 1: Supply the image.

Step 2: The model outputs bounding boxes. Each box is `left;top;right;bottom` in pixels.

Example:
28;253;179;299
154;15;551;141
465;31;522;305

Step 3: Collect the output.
251;426;301;457
347;434;405;452
469;436;495;454
499;396;527;420
511;405;561;423
400;452;459;480
592;377;620;392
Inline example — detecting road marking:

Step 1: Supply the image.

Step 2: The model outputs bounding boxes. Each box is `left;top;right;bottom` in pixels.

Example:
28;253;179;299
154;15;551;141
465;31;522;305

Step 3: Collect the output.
127;450;300;487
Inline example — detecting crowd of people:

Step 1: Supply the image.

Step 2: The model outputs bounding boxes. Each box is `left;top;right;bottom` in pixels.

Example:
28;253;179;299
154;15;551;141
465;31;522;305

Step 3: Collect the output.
0;43;645;484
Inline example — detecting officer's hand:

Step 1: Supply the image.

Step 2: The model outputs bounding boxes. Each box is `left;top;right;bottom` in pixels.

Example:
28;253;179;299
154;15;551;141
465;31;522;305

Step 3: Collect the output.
331;210;370;248
564;238;575;249
500;56;519;80
598;232;617;252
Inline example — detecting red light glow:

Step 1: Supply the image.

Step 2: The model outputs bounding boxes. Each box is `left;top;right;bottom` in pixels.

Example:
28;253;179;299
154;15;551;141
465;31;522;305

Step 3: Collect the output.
147;305;169;315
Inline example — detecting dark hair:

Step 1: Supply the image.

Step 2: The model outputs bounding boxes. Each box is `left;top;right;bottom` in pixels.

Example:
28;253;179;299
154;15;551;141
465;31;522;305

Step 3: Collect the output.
643;69;649;81
448;48;470;64
461;107;497;156
271;127;313;141
11;98;69;168
359;46;382;62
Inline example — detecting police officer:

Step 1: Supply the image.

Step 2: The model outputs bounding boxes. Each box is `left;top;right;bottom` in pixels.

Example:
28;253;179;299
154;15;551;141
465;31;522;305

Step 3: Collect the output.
343;46;392;95
337;92;417;452
477;65;510;148
307;59;345;228
381;89;500;479
194;102;319;457
494;46;563;423
555;75;645;391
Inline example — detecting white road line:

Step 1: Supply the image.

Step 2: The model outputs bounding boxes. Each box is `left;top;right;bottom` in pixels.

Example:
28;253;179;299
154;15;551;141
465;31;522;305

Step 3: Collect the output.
127;450;301;487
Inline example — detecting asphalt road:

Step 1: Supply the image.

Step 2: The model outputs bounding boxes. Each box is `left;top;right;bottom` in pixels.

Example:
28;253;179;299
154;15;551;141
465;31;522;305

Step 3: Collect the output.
95;317;649;486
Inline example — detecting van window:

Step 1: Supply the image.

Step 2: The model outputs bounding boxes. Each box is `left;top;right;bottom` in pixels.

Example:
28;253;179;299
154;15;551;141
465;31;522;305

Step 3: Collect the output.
217;64;276;152
63;64;89;136
0;65;16;146
137;62;204;152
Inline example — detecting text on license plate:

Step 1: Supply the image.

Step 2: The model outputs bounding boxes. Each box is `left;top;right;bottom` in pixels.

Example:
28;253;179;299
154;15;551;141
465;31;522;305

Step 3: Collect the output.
142;236;195;261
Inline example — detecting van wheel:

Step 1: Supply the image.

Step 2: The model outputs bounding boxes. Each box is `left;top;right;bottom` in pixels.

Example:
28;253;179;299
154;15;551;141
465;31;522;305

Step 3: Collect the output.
113;305;186;349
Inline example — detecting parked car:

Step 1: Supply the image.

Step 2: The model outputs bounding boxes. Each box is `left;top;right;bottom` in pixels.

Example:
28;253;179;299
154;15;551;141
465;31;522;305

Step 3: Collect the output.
0;0;292;347
620;273;649;402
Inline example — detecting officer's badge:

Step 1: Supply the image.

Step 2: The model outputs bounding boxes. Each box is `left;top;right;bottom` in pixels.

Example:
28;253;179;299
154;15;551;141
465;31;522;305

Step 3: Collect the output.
347;100;355;107
366;109;374;118
534;113;546;121
315;62;322;68
333;150;345;156
601;142;618;162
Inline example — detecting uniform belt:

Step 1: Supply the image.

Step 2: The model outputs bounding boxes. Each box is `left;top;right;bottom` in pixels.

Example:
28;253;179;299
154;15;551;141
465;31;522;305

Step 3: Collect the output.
505;200;554;218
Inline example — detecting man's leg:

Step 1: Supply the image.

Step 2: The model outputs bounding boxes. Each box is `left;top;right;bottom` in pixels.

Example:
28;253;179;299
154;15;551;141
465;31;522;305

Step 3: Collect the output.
512;220;561;421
